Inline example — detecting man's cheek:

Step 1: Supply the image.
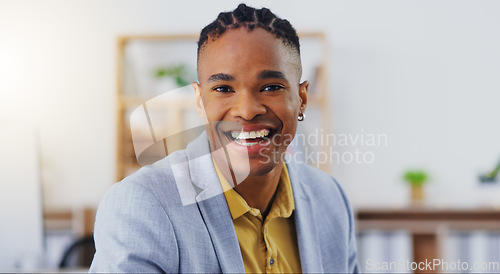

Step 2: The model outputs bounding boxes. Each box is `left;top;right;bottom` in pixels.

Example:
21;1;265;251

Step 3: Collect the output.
282;134;294;148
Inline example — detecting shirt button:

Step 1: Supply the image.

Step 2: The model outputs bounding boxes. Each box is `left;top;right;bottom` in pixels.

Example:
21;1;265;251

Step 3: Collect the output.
270;258;274;266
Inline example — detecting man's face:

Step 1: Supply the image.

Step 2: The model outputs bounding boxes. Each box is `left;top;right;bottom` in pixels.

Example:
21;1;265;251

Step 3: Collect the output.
194;28;307;179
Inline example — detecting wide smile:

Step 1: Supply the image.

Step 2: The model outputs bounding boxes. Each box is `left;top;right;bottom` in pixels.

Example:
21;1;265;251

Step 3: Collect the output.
218;125;280;155
226;128;273;146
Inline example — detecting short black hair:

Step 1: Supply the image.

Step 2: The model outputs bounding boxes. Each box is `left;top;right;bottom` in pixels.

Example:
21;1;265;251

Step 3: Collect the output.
197;3;300;59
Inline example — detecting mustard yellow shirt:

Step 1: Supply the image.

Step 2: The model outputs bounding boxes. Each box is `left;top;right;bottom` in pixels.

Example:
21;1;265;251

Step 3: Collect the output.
213;162;302;273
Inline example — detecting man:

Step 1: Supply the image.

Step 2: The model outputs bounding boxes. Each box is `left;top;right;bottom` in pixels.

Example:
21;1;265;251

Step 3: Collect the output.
90;4;359;273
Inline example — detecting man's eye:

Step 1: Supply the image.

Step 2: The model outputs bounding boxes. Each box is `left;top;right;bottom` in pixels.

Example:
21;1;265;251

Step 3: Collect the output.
261;85;284;92
213;86;233;93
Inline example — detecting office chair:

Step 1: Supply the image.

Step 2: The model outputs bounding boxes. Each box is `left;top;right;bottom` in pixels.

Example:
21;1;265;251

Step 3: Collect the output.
59;234;95;268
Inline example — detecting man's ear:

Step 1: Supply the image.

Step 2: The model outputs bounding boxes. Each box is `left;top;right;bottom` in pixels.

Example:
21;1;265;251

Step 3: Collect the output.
193;82;208;122
191;82;205;118
299;80;309;114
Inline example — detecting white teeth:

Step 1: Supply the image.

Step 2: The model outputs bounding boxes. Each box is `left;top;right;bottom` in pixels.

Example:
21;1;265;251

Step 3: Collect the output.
234;139;266;146
230;129;270;140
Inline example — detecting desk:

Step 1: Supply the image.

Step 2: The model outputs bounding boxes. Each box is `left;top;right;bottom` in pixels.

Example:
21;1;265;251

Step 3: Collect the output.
356;207;500;273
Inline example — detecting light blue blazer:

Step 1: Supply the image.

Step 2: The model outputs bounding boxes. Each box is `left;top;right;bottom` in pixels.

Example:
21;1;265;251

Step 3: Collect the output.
90;132;359;273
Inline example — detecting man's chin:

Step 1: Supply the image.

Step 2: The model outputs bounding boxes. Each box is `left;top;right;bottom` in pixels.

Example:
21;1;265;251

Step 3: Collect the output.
238;160;279;178
213;156;277;183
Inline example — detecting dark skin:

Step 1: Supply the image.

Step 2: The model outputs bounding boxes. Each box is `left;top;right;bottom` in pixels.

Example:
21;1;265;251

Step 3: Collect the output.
193;28;308;214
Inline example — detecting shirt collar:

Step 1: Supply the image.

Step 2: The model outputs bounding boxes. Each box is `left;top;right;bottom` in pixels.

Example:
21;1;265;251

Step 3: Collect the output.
212;159;295;220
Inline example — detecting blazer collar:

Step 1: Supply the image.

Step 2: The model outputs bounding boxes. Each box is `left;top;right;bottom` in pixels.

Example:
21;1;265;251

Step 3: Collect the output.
286;159;325;273
185;132;245;273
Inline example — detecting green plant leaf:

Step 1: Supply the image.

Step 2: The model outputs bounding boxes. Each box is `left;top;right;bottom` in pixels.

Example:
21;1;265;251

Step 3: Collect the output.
403;170;428;186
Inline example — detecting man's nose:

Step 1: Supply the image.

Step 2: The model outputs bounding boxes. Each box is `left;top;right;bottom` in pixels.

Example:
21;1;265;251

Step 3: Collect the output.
229;91;266;120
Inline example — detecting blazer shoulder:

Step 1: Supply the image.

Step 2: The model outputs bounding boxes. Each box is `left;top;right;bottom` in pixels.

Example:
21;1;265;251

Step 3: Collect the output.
91;165;180;272
117;149;189;194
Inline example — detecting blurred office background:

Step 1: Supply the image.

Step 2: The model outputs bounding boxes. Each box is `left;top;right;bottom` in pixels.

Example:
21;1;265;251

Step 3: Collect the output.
1;0;500;271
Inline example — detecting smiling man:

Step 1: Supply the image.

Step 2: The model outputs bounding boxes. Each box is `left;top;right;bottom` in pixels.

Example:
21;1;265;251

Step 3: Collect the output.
194;24;307;219
90;4;359;273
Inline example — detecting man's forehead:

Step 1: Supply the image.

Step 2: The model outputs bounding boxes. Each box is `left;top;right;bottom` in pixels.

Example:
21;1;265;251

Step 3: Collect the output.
197;28;302;81
199;29;290;57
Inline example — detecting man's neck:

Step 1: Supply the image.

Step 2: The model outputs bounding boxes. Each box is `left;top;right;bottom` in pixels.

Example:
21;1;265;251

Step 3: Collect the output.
233;163;283;214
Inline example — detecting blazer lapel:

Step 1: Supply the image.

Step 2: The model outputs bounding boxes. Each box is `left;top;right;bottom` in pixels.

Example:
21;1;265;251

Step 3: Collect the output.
185;134;325;273
287;160;325;273
186;133;245;273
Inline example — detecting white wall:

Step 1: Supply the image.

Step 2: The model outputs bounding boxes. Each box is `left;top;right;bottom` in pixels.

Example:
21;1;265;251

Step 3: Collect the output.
1;0;499;209
324;0;500;207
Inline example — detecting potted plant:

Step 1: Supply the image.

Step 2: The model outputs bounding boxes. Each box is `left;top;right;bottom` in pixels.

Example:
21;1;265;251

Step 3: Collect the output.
154;64;194;95
479;160;500;183
403;170;428;203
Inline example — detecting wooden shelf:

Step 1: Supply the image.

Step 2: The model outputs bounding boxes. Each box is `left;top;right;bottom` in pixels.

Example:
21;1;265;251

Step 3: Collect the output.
44;208;96;236
119;95;195;109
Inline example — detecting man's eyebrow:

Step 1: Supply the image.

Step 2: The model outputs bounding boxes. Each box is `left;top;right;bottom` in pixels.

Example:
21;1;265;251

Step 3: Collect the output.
258;70;287;80
207;73;234;83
